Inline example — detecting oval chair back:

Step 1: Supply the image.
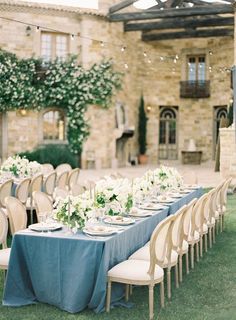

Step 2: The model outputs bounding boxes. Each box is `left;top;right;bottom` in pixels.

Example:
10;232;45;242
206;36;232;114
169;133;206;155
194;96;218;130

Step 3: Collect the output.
148;215;175;275
44;171;57;197
55;163;72;175
0;208;8;249
5;196;27;235
182;198;197;241
33;191;53;222
57;171;69;191
171;205;187;252
193;193;208;234
220;177;232;207
41;163;54;175
68;168;80;190
15;178;31;204
0;179;13;208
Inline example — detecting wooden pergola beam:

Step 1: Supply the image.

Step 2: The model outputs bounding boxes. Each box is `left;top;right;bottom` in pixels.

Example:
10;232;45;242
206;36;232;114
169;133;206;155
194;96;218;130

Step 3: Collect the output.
109;0;136;14
124;16;234;32
142;28;234;41
109;5;234;22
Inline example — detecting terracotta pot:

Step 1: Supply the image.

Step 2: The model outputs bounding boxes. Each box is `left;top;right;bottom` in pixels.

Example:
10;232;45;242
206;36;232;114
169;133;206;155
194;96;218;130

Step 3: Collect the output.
138;154;148;165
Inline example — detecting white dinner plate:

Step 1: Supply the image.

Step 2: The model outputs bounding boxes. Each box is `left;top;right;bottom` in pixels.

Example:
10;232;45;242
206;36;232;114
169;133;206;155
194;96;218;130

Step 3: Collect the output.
156;197;174;203
103;216;135;225
129;209;153;217
139;203;165;211
83;226;117;236
28;222;62;232
168;193;183;198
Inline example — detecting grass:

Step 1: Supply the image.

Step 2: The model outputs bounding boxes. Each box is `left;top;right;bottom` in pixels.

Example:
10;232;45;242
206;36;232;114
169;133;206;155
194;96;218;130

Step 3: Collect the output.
1;194;236;320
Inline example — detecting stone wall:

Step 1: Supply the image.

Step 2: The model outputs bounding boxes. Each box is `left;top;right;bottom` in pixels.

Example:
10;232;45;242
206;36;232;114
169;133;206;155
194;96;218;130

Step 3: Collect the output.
0;0;234;167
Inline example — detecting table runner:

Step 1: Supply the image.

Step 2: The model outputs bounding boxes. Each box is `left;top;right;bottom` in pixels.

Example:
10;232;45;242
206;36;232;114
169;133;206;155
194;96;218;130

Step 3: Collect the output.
3;188;202;313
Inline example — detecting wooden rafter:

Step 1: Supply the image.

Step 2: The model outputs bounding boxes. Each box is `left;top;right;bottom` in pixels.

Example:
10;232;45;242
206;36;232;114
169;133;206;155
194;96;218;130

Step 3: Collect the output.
108;5;234;22
124;16;234;32
142;28;234;41
109;0;136;14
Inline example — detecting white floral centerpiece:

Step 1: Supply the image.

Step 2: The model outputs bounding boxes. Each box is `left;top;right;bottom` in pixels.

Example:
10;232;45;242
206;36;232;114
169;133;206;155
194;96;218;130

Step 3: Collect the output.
0;155;41;178
94;177;133;216
54;191;94;232
153;165;183;191
133;175;153;202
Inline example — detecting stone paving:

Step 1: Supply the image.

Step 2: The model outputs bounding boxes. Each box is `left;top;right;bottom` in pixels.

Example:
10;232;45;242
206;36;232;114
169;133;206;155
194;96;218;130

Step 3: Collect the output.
79;160;223;188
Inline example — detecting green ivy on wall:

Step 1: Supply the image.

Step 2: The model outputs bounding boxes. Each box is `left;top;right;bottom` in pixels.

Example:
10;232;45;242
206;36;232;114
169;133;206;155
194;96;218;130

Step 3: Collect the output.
0;50;122;154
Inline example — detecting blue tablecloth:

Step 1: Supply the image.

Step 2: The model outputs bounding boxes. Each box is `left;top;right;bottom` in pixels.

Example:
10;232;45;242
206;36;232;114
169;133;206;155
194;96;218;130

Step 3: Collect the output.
3;188;202;313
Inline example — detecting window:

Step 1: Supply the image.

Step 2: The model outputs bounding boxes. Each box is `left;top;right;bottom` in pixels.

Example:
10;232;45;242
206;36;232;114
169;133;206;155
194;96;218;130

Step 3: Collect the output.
43;109;65;141
187;55;206;81
41;32;69;62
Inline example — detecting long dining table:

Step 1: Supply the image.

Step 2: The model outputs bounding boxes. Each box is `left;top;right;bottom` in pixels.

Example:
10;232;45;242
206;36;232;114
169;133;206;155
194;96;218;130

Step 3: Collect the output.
3;188;202;313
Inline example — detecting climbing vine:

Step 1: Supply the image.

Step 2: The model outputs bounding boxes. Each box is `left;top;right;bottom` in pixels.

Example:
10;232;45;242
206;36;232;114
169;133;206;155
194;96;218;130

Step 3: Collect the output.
0;50;122;154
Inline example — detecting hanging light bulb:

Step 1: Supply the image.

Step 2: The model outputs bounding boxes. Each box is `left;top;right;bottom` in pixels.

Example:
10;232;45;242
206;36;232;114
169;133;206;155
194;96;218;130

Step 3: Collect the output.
71;34;75;40
143;51;147;57
121;46;126;52
36;26;40;32
160;56;164;61
124;63;128;69
100;41;105;47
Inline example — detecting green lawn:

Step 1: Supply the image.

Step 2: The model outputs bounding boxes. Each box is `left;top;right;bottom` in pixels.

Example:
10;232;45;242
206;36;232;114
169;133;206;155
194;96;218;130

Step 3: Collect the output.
1;194;236;320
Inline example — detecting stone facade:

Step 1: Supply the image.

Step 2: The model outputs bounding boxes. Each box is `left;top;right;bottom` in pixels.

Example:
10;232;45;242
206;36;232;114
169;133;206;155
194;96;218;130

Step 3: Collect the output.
0;0;234;168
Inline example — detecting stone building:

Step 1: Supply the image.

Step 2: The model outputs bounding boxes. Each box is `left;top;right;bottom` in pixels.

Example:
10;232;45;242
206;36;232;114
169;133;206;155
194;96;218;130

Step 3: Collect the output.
0;0;233;168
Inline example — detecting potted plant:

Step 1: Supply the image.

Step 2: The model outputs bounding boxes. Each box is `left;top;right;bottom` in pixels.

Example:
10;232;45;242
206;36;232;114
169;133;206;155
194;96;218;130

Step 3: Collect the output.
138;95;148;164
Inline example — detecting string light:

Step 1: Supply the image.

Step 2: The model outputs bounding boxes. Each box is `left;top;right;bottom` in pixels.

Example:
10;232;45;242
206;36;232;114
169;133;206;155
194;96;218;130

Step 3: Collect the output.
0;16;232;76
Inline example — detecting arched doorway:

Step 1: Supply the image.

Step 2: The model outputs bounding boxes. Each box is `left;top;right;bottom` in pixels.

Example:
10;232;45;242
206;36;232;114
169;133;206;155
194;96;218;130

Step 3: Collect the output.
213;105;228;159
159;106;178;160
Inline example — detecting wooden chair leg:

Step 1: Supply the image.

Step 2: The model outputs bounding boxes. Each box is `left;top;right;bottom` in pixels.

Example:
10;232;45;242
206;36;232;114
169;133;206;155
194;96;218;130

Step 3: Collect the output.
129;285;133;296
179;255;183;283
190;245;194;269
160;281;165;308
200;236;203;258
125;284;129;302
149;284;154;320
204;233;208;253
196;242;199;262
175;264;179;288
216;219;219;235
213;226;216;244
167;267;171;299
186;251;189;274
209;228;212;248
106;280;112;312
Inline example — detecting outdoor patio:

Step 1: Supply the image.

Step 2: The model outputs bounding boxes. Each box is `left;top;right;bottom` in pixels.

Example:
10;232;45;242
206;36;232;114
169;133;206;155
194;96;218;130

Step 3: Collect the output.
0;0;236;319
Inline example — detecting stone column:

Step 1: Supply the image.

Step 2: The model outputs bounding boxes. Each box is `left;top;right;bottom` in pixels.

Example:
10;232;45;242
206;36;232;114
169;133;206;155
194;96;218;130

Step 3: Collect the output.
219;4;236;179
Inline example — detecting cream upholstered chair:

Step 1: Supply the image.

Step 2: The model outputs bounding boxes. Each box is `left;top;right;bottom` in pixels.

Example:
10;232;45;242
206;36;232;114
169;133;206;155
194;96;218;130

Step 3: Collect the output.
187;196;204;269
179;198;197;277
219;177;232;232
106;215;175;320
43;171;57;200
56;171;69;191
68;168;80;191
33;191;53;222
129;206;186;299
15;178;31;205
0;208;10;272
202;189;215;250
5;197;27;235
191;193;209;259
27;174;43;224
0;179;13;216
55;163;72;175
41;163;54;175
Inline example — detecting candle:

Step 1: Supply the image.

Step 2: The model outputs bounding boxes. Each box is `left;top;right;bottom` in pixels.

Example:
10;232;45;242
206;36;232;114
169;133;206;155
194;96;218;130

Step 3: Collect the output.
68;196;71;226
